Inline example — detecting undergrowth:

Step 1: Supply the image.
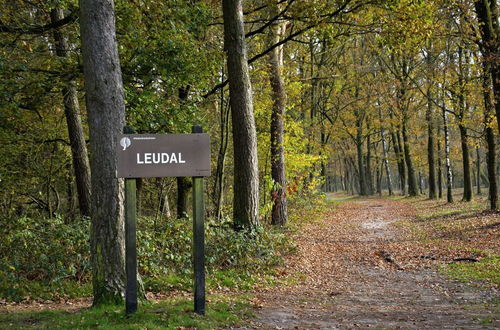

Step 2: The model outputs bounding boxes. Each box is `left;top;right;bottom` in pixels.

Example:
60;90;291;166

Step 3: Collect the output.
0;193;328;302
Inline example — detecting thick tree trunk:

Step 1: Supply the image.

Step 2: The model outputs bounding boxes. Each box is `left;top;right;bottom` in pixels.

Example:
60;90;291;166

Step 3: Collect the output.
268;16;288;227
80;0;126;305
402;117;418;196
458;124;472;201
475;0;498;209
485;125;497;209
223;0;259;230
51;8;91;217
475;0;500;134
481;65;498;209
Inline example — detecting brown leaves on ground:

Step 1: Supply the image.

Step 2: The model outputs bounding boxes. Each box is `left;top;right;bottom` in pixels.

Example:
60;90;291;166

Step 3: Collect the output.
250;195;499;328
386;197;499;276
272;196;499;296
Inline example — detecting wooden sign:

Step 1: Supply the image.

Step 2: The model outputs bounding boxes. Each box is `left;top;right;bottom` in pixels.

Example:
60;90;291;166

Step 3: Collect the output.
117;134;211;178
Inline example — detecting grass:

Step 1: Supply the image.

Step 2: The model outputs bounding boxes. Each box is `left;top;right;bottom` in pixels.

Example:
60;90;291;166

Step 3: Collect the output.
444;254;500;287
398;193;499;288
0;294;253;329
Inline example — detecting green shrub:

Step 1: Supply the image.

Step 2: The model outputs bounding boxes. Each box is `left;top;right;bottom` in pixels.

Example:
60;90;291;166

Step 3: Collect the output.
0;216;90;301
0;213;293;301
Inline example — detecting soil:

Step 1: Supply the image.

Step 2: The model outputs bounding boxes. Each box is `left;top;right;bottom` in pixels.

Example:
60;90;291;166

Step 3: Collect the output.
246;198;499;329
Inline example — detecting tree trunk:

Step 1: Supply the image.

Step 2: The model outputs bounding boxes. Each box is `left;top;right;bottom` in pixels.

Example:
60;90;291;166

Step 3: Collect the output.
176;177;191;218
418;172;424;195
223;0;259;230
426;89;437;199
356;132;367;196
391;127;406;195
176;86;192;219
213;69;230;220
268;14;288;227
366;128;373;195
51;8;91;217
476;147;482;195
80;0;126;305
475;0;500;134
376;161;382;196
458;124;472;201
481;64;498;209
402;116;418;196
437;127;443;198
442;108;453;203
381;129;393;196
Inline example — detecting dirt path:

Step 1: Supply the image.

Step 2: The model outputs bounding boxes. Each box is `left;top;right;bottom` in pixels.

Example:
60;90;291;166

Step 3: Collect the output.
247;198;499;329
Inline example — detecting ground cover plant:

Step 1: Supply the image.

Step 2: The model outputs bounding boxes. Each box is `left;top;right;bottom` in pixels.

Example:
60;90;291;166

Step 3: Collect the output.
0;195;328;328
390;193;499;288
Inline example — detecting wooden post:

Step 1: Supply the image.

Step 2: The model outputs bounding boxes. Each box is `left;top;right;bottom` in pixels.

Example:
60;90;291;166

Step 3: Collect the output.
125;178;137;314
192;125;206;315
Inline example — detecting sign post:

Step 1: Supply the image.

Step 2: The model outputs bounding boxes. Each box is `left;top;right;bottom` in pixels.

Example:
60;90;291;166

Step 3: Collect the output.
192;125;205;315
125;178;137;315
117;127;210;316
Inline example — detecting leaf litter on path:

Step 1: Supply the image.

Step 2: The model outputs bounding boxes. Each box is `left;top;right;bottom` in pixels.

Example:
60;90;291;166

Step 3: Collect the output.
246;198;499;329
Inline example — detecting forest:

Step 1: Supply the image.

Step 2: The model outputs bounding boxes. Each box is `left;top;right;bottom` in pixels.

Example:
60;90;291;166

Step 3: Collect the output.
0;0;499;328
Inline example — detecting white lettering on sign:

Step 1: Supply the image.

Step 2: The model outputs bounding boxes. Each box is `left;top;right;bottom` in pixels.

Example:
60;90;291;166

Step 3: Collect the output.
136;153;186;165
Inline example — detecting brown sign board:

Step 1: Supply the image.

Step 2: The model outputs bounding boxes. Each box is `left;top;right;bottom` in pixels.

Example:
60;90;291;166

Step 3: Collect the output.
117;134;211;178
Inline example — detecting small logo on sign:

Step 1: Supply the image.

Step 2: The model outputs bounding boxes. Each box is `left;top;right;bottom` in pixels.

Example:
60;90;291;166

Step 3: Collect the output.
120;137;131;151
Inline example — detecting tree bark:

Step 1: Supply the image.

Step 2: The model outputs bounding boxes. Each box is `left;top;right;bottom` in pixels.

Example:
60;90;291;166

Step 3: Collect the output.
176;86;192;219
381;128;393;196
223;0;259;230
267;12;288;227
402;116;418;196
366;127;373;195
391;130;406;195
213;69;230;220
176;177;191;218
476;147;482;195
458;124;472;201
51;8;92;217
437;127;443;199
481;63;498;209
442;108;453;203
426;89;437;199
356;129;367;196
475;0;500;134
80;0;126;305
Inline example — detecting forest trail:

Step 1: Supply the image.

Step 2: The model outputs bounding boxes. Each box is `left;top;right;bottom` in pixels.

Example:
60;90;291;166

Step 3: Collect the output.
247;197;499;329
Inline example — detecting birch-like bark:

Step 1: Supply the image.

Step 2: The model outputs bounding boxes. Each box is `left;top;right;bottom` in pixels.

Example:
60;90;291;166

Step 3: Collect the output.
442;108;453;203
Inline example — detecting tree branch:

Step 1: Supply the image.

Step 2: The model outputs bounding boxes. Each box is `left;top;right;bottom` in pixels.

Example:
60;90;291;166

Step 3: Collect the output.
0;11;77;34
